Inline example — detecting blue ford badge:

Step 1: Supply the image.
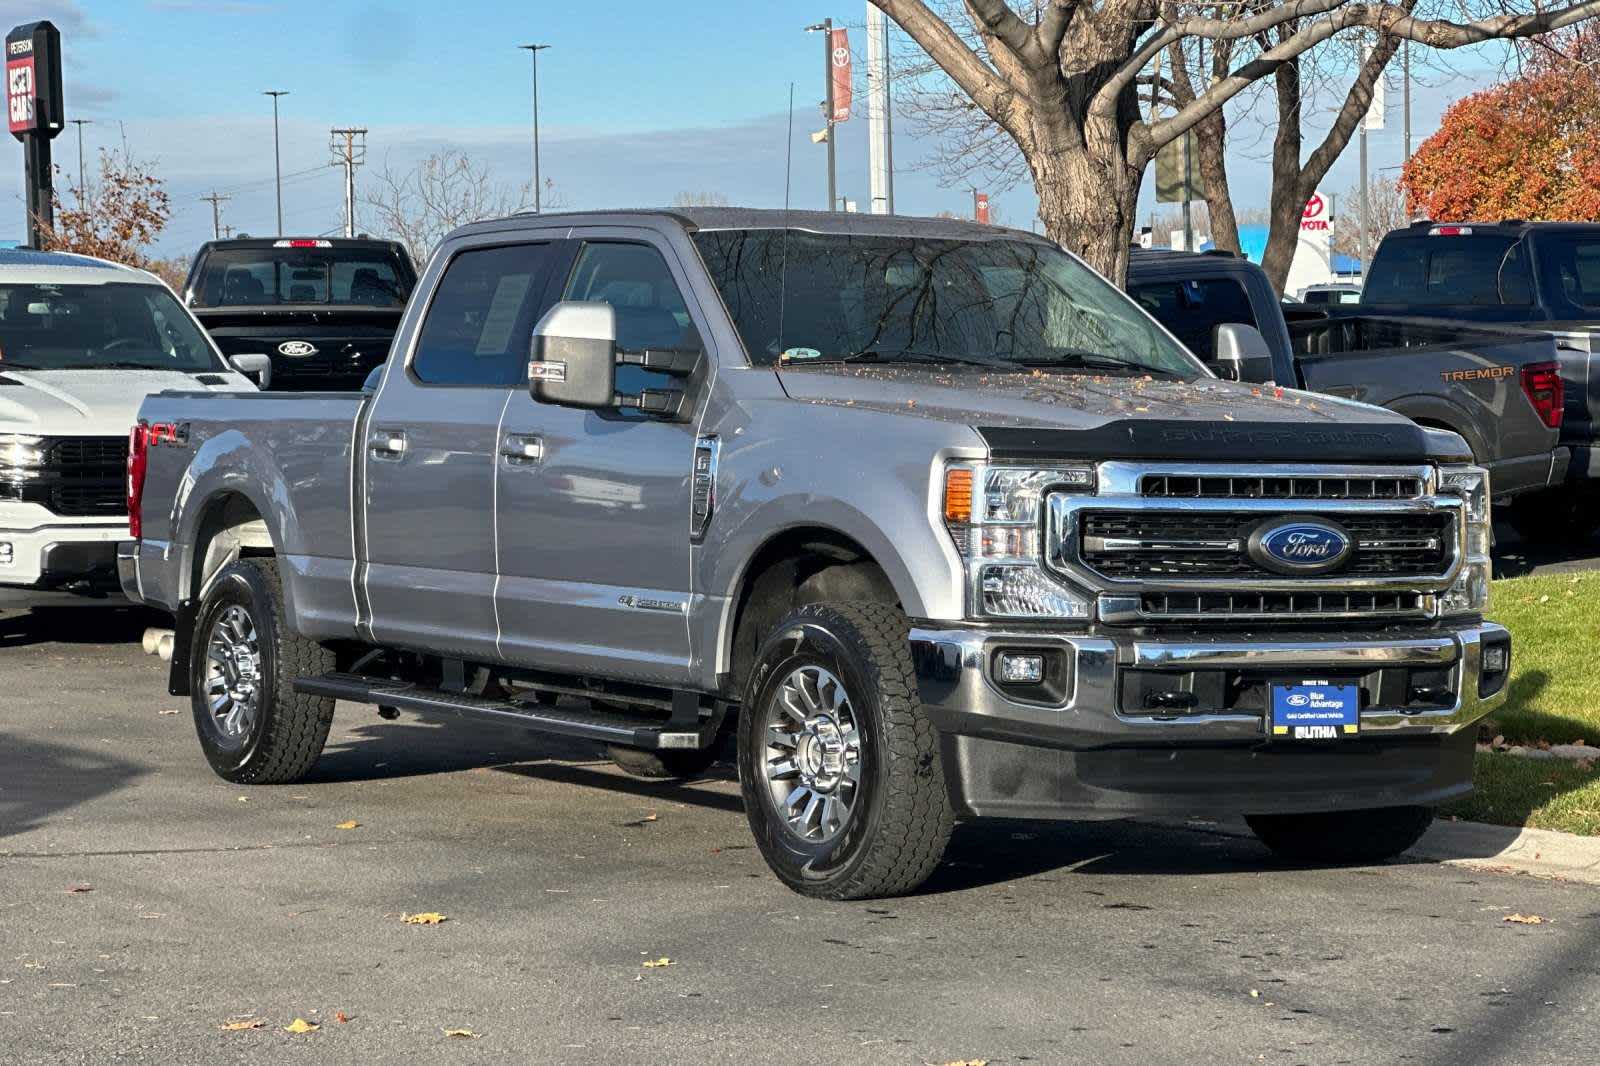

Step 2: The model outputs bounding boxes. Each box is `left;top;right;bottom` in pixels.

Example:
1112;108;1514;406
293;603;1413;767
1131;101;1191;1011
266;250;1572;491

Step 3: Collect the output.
1247;517;1353;575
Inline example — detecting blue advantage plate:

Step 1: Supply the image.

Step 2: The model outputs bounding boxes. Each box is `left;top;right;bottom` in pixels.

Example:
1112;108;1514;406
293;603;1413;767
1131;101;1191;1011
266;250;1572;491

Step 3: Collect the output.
1270;681;1360;740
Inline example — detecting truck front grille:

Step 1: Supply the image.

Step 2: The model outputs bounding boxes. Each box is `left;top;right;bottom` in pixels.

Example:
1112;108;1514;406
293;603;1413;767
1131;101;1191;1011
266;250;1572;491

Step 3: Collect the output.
0;435;128;517
1047;462;1459;626
1080;511;1450;580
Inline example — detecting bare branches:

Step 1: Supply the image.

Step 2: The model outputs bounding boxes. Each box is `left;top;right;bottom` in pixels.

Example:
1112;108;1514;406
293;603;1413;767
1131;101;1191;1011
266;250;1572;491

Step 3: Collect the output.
361;150;535;265
870;0;1018;121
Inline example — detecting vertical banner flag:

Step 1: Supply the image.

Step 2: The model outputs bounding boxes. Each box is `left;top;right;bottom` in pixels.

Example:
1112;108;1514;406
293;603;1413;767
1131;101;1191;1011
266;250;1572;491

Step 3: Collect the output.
975;193;991;224
6;35;36;134
830;28;852;122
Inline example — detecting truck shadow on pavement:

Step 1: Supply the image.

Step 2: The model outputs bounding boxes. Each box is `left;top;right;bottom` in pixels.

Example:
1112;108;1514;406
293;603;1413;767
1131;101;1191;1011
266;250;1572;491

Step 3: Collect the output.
0;731;147;841
0;606;167;650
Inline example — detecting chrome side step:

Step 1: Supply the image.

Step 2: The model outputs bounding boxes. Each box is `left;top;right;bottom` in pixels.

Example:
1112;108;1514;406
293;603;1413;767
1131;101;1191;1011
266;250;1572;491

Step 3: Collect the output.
294;672;719;750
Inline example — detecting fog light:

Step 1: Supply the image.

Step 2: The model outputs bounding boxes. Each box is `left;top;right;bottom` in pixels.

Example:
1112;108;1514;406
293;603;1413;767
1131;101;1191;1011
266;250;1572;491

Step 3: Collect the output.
1482;643;1508;675
0;541;12;566
997;652;1045;685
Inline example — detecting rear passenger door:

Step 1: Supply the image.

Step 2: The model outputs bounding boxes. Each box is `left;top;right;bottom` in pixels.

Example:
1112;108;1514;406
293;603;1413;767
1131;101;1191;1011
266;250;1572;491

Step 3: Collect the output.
361;239;562;659
495;234;707;685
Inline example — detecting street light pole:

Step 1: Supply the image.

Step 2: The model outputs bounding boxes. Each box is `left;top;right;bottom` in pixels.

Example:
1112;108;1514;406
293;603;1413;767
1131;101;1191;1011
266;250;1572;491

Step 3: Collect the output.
67;118;90;209
519;44;550;213
264;90;289;235
805;19;837;211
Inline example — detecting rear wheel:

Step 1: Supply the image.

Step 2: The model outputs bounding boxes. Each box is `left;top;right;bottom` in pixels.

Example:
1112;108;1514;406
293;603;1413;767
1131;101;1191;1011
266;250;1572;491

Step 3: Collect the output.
1245;805;1434;864
189;557;335;784
738;601;953;900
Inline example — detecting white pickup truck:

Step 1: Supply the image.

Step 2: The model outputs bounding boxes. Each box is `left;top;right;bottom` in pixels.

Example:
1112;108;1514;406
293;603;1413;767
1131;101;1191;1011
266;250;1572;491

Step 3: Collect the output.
0;249;263;611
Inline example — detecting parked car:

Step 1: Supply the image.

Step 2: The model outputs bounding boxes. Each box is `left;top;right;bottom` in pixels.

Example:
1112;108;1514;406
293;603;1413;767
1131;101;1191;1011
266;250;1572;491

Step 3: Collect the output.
1296;281;1362;306
0;249;261;611
182;237;417;392
121;208;1509;899
1358;220;1600;539
1126;249;1567;504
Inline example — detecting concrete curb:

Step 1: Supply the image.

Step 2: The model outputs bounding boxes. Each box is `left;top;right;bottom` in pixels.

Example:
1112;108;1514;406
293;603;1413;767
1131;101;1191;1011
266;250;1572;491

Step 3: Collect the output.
1161;816;1600;886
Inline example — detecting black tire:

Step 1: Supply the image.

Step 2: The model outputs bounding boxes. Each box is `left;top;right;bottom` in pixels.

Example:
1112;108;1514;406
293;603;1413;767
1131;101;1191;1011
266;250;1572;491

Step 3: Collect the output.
189;557;335;784
1505;489;1600;546
1245;805;1434;864
737;601;953;900
606;744;720;781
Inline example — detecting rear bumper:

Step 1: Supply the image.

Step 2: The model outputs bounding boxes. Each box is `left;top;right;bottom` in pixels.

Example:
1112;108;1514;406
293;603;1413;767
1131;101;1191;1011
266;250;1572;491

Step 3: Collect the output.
910;622;1509;820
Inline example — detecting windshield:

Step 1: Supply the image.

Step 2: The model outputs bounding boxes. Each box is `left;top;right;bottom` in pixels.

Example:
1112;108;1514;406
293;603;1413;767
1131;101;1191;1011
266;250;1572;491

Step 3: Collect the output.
0;282;221;372
691;229;1203;377
191;247;413;308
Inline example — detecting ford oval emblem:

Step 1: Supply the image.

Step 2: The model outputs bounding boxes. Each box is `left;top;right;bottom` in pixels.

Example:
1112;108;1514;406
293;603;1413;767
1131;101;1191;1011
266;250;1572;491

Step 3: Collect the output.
1247;517;1353;575
278;340;318;358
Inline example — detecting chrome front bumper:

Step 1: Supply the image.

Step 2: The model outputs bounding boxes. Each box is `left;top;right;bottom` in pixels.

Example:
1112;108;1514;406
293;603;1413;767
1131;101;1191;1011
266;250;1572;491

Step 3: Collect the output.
909;622;1510;751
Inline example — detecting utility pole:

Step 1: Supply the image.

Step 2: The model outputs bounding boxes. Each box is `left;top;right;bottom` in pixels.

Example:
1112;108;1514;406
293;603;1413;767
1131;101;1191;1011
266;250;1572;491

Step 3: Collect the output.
264;90;289;235
1359;124;1369;273
866;3;894;215
805;19;837;211
519;44;550;213
1402;42;1412;163
201;190;231;239
67;118;90;209
329;127;367;238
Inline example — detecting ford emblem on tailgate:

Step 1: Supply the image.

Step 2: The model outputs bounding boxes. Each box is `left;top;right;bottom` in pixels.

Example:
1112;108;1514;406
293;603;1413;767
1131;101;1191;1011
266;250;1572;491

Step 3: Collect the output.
1247;517;1352;575
278;340;318;357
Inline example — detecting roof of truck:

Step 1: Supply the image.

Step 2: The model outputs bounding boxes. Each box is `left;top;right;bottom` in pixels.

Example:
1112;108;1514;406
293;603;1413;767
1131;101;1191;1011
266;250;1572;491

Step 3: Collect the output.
0;248;162;286
1385;220;1600;240
489;206;1049;243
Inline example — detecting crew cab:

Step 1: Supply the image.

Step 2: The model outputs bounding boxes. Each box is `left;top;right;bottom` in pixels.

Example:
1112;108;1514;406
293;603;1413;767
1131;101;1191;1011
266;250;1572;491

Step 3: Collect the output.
121;209;1510;899
1126;249;1567;504
0;249;260;611
182;237;416;391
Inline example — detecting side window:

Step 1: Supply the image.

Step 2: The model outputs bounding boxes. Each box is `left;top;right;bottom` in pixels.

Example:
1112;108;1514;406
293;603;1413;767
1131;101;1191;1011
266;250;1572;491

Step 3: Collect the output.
1127;277;1255;361
1498;242;1534;306
412;243;556;386
563;241;694;396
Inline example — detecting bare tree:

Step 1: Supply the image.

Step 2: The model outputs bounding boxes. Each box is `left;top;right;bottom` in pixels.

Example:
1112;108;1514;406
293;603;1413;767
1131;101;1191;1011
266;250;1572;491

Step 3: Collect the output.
1332;173;1410;258
361;150;567;265
873;0;1600;283
671;191;731;207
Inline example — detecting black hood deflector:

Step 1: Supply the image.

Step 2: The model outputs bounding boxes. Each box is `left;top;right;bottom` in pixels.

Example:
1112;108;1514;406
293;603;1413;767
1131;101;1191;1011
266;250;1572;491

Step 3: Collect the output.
979;420;1468;464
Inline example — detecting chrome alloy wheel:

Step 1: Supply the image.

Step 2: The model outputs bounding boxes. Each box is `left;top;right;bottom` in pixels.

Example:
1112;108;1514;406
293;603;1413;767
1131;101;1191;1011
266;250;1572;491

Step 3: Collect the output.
204;604;262;740
762;664;864;843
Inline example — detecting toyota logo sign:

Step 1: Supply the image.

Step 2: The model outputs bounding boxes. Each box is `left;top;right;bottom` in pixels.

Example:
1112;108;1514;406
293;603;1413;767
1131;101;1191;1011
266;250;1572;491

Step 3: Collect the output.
277;341;318;358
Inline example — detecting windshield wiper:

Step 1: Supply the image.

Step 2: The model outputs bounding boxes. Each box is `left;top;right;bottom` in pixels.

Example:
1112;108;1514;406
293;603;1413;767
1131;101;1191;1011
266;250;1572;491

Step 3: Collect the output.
808;349;1020;370
1006;351;1185;378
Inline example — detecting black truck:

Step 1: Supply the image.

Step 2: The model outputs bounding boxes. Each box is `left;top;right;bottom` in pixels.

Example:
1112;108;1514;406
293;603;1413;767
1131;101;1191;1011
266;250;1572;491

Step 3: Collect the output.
1125;249;1567;506
1357;221;1600;539
182;237;417;391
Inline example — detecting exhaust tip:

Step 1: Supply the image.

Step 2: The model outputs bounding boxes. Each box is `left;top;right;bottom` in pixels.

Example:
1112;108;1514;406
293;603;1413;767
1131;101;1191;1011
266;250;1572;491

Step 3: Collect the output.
141;627;168;654
157;633;175;662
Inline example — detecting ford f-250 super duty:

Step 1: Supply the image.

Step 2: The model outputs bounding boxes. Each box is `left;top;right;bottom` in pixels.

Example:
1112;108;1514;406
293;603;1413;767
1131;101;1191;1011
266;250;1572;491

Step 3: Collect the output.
120;209;1511;899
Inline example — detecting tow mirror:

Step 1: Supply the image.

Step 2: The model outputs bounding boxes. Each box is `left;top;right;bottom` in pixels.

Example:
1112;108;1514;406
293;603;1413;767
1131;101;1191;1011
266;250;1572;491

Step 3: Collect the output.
1211;323;1275;385
530;301;617;409
228;352;272;389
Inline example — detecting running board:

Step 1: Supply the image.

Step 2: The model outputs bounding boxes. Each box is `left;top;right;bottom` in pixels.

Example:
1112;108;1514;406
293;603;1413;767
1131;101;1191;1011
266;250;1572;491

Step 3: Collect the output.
294;673;717;750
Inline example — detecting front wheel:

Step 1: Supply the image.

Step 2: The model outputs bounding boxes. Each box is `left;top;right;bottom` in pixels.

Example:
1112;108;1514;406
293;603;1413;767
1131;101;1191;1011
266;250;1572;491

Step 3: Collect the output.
189;557;335;784
738;602;953;900
1245;805;1434;864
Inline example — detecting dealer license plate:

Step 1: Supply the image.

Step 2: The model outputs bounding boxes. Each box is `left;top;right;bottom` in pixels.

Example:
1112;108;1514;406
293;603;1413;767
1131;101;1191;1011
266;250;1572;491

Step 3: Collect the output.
1270;681;1360;740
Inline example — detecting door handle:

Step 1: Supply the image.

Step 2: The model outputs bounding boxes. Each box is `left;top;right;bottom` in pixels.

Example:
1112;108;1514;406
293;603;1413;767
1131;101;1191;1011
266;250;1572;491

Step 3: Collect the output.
501;433;544;465
369;428;407;459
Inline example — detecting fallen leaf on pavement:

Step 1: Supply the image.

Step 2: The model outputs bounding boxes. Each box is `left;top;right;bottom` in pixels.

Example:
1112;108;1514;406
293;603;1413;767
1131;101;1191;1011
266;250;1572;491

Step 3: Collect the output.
1504;913;1546;925
158;709;179;716
936;1060;989;1066
284;1018;319;1034
334;820;360;830
402;912;448;925
442;1028;480;1039
65;883;92;894
334;1011;350;1024
221;1019;265;1031
642;957;674;968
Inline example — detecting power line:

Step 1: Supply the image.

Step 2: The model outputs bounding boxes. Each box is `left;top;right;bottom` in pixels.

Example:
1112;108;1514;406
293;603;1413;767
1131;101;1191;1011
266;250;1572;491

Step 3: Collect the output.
199;190;231;239
329;128;368;237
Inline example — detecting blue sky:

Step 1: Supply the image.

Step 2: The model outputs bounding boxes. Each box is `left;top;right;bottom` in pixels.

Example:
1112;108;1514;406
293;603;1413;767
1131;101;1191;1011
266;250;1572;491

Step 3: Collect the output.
0;0;1507;255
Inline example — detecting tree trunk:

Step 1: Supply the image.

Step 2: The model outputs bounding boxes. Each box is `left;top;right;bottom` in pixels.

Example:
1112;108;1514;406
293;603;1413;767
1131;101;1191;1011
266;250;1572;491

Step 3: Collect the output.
1193;109;1240;255
1031;137;1142;284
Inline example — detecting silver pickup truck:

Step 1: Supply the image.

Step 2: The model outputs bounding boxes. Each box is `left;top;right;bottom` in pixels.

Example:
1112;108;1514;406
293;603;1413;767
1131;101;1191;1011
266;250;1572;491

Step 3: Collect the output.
120;208;1510;899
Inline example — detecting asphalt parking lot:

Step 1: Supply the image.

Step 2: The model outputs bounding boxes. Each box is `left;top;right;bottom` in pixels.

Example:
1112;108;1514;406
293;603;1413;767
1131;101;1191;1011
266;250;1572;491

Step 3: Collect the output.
3;608;1599;1066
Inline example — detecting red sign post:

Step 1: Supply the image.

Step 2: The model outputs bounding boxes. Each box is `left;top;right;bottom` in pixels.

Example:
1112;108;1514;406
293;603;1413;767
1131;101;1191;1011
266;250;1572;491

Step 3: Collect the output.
6;21;63;247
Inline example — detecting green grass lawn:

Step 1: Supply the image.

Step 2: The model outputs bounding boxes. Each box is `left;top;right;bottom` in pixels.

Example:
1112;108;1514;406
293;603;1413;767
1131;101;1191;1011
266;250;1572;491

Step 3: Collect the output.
1437;573;1600;834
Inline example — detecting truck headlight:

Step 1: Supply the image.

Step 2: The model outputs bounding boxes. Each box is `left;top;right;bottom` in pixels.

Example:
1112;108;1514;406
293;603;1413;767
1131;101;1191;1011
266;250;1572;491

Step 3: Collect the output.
0;433;45;474
942;462;1095;619
1439;465;1491;616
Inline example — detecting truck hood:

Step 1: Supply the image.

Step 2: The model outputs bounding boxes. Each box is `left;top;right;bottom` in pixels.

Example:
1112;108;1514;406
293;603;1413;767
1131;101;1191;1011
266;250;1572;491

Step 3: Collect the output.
775;364;1410;428
0;368;255;436
775;364;1467;463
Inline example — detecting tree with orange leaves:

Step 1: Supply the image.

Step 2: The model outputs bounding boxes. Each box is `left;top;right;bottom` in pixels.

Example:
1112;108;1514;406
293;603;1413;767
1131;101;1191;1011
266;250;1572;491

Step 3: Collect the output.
1401;37;1600;221
37;147;172;271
